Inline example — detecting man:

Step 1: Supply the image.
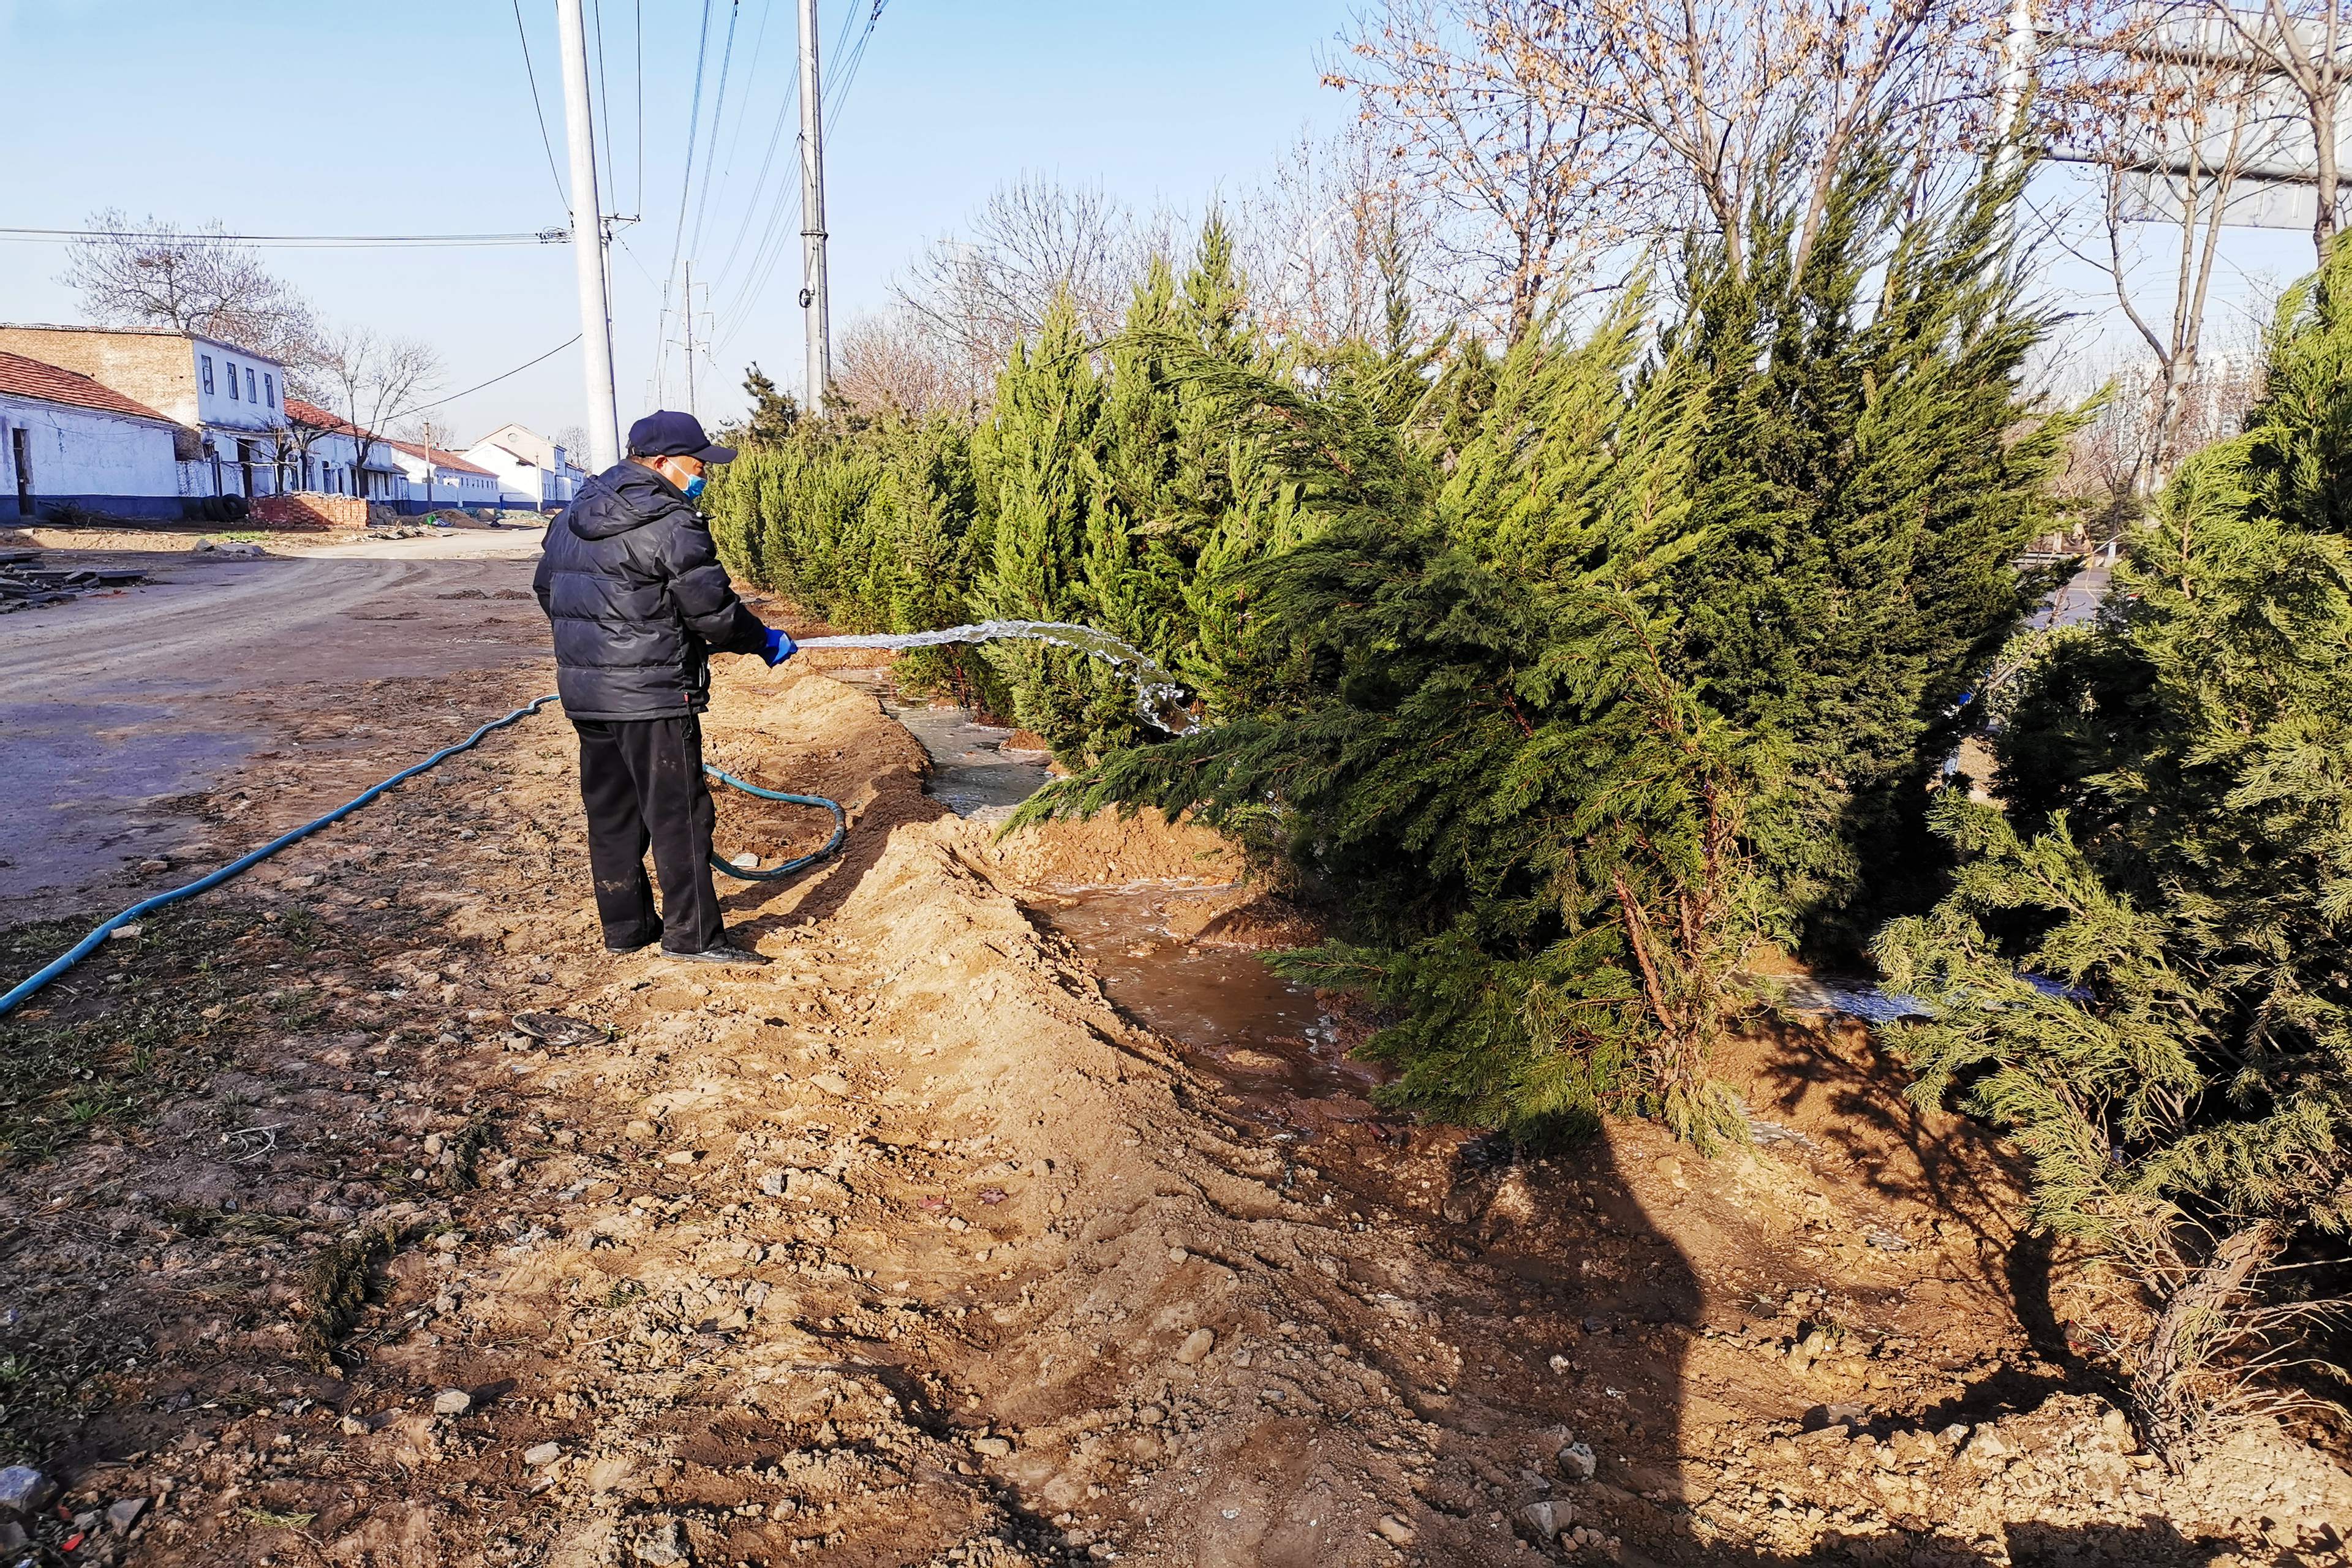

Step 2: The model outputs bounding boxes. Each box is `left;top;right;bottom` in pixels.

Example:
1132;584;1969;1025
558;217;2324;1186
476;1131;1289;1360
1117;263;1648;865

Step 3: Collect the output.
532;410;795;965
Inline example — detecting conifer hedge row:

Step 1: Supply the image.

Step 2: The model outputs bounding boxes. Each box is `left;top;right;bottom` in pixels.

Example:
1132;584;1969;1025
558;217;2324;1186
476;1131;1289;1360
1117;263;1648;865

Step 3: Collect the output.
709;161;2077;1147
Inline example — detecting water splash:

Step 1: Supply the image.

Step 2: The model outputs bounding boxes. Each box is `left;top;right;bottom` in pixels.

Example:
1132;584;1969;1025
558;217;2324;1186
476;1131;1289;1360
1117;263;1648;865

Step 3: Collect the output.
797;619;1199;734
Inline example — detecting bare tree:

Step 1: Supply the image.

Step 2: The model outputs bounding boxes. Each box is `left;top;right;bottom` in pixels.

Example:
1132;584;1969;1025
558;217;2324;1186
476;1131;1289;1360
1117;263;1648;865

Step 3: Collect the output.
2030;1;2321;491
1327;0;1638;337
307;328;442;501
62;209;318;364
2196;0;2352;259
1240;123;1434;350
833;310;987;418
1332;0;2002;323
892;175;1141;384
1546;0;1997;278
2106;113;2258;489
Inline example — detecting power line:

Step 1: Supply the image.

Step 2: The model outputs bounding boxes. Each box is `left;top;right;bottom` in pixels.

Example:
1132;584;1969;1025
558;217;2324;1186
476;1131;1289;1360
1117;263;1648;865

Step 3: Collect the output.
401;335;586;418
509;0;571;207
717;0;780;182
592;0;617;208
712;0;882;352
826;0;886;122
707;32;802;299
657;0;720;395
0;225;565;249
687;0;746;264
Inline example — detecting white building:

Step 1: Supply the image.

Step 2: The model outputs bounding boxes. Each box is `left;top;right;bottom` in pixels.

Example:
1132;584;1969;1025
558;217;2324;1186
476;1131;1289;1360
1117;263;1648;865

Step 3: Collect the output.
284;399;406;501
0;323;292;503
0;351;183;520
385;439;499;510
462;422;586;510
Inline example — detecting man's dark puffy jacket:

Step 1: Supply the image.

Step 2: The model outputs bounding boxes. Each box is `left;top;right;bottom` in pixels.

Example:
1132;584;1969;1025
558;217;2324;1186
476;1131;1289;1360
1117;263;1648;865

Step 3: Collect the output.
532;461;767;720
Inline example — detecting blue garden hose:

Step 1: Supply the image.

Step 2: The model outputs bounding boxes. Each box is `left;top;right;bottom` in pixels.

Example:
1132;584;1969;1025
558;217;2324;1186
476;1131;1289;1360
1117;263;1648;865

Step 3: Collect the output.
704;768;846;881
0;696;846;1019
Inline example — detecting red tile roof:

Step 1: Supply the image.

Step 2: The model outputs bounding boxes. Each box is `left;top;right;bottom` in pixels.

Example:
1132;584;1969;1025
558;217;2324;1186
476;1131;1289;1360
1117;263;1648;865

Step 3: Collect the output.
387;438;494;477
0;350;175;423
285;397;372;439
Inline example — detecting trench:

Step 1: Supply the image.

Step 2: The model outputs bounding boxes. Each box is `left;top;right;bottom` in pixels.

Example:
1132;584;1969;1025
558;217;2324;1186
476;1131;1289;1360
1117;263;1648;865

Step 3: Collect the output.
831;665;1379;1123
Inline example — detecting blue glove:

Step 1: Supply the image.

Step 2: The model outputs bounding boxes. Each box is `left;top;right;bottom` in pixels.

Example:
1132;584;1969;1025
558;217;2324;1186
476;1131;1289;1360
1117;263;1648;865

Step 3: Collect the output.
761;627;797;668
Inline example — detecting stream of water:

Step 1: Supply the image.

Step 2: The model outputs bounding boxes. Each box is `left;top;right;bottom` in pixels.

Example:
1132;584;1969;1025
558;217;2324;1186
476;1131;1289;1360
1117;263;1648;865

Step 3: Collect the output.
797;620;1197;735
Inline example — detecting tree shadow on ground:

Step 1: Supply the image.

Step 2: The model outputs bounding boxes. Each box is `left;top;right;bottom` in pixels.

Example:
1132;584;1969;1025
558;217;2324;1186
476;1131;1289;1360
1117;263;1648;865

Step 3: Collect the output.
1408;1081;2310;1568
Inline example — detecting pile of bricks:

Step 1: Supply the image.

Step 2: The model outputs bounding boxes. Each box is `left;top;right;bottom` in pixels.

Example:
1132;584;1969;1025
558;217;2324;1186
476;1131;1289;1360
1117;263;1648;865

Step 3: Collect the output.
245;492;362;530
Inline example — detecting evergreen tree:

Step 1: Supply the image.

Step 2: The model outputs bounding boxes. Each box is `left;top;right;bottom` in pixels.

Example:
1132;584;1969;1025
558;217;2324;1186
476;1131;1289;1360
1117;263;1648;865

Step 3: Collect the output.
1038;150;2065;1150
1879;243;2352;1457
737;364;801;447
973;292;1131;751
1668;160;2078;949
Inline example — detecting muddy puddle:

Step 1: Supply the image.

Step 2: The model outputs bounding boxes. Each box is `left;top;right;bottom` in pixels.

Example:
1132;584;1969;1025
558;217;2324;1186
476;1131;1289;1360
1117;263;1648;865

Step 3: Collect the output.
834;665;1385;1123
829;666;1053;817
0;698;260;905
1027;884;1381;1113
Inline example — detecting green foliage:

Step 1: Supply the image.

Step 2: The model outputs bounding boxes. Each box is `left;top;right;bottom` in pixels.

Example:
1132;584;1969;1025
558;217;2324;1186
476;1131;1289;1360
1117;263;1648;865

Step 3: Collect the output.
734;364;802;448
1033;152;2058;1148
714;153;2068;1155
706;409;994;703
1667;164;2078;945
1881;239;2352;1452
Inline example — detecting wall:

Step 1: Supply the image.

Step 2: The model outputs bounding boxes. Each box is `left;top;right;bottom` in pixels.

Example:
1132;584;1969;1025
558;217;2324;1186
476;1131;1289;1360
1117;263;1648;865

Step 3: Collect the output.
0;326;198;425
0;393;181;519
194;344;286;434
0;326;287;442
462;441;544;507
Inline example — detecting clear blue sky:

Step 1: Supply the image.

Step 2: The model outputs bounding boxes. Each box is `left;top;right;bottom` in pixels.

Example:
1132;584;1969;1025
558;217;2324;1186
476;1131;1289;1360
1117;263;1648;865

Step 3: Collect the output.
0;0;1356;447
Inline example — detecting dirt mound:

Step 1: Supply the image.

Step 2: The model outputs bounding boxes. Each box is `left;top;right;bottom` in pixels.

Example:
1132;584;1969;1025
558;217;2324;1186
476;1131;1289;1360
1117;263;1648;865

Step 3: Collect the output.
1;660;2346;1567
974;810;1237;890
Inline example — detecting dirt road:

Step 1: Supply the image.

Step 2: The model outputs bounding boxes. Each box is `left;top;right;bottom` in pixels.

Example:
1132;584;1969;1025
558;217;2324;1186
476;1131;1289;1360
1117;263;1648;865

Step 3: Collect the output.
0;535;2346;1568
0;532;548;917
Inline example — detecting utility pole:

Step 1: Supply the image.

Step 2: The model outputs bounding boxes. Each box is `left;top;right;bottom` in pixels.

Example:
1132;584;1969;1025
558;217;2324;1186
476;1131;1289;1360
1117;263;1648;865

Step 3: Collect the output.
420;419;436;514
556;0;622;471
1993;0;2038;258
797;0;832;412
684;260;698;418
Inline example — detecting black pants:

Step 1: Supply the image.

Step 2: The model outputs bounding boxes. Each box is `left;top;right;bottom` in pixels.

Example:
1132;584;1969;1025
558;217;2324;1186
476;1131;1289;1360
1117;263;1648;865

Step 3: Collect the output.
573;714;726;954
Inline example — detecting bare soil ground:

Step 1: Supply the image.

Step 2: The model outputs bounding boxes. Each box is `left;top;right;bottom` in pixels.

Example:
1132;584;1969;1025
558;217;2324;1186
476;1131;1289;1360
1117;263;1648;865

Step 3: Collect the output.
1;542;2347;1568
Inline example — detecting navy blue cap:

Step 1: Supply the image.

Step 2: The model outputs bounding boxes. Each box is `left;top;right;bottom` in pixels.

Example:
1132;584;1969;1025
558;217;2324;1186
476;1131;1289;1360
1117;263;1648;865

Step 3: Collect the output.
626;409;736;464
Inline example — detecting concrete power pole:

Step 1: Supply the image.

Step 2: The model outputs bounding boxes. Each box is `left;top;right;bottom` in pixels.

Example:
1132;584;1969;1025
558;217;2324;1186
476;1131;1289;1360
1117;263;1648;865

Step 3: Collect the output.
1992;0;2037;258
797;0;832;413
556;0;622;472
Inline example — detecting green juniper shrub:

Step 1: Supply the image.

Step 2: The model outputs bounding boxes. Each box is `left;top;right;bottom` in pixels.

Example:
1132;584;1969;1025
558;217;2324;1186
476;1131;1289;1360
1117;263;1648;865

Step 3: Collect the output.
1878;244;2352;1458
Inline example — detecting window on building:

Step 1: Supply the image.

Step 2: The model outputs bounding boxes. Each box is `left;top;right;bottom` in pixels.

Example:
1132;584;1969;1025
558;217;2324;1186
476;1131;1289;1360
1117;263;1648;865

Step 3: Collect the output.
264;374;276;409
201;355;216;394
246;368;257;403
225;361;239;401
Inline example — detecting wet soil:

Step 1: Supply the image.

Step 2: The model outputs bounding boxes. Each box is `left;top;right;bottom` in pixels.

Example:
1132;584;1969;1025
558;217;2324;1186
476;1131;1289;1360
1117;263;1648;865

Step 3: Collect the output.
0;571;2348;1568
1026;886;1377;1114
823;667;1373;1121
826;666;1054;819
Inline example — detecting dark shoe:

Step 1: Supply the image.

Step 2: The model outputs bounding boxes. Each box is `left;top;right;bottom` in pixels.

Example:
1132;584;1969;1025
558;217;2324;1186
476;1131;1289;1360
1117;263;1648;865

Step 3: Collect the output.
663;943;770;966
605;933;660;954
